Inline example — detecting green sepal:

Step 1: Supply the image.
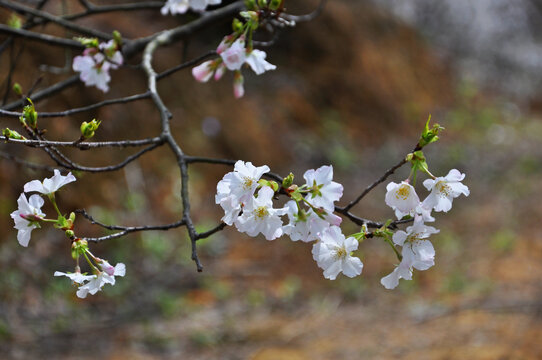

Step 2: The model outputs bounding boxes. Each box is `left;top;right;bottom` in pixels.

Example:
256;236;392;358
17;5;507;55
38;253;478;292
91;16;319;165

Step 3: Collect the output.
257;0;268;8
407;150;431;180
54;215;69;229
258;179;279;192
419;115;444;148
71;239;89;260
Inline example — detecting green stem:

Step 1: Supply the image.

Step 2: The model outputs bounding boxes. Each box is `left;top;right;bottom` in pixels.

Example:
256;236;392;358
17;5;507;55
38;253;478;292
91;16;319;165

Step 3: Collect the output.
48;193;63;217
82;251;100;274
384;235;402;262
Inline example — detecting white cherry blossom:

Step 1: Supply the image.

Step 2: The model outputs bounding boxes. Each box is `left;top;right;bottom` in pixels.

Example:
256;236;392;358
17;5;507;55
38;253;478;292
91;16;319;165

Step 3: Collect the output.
161;0;221;15
75;262;126;299
303;165;343;211
24;169;76;195
246;49;276;75
312;226;363;280
73;42;123;92
381;219;439;289
54;271;95;285
422;169;470;212
215;160;270;213
385;181;420;218
283;200;342;242
221;38;246;71
10;194;45;247
234;186;287;240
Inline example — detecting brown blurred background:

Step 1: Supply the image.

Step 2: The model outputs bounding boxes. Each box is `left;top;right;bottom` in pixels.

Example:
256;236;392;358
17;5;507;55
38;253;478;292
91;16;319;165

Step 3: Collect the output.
1;0;542;359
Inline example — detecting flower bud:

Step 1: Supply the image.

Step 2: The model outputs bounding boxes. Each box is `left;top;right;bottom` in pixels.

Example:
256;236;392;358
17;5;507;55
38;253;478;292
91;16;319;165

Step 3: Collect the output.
80;118;101;139
258;0;268;8
65;229;75;239
232;18;243;33
112;30;122;47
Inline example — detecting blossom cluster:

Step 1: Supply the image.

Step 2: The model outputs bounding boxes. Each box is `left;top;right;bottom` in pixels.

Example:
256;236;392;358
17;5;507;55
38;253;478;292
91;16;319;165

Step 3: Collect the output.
216;161;363;280
73;39;123;93
381;169;470;289
216;161;469;287
192;36;276;98
161;0;222;15
10;170;126;298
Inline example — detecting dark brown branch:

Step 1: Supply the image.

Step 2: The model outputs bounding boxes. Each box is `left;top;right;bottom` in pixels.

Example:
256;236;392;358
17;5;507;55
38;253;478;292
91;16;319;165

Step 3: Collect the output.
0;0;113;40
76;209;186;243
0;24;84;49
0;136;164;148
0;150;56;171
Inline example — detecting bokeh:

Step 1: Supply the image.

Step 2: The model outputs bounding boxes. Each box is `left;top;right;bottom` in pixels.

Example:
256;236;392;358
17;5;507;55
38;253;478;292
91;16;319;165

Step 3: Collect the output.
1;0;541;359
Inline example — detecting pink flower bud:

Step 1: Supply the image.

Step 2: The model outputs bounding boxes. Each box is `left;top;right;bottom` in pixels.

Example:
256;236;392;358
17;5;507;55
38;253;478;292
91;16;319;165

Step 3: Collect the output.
192;60;214;83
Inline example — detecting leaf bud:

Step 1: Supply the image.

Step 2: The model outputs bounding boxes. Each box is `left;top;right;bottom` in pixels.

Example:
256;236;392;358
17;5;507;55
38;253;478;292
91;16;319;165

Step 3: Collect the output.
269;0;282;10
22;98;38;129
282;172;294;188
12;83;22;96
80;118;101;139
2;128;25;140
232;18;244;33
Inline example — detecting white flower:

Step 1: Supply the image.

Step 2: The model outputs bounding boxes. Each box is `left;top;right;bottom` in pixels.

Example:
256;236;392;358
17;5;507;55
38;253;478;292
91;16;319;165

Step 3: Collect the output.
24;169;76;195
381;219;439;289
385;181;420;218
303;165;343;211
283;200;342;242
75;262;126;299
161;0;221;14
221;38;246;71
312;226;363;280
10;194;45;247
422;169;470;212
215;160;270;225
73;42;122;93
393;203;435;223
54;271;94;284
246;49;276;75
234;186;287;240
73;53;111;92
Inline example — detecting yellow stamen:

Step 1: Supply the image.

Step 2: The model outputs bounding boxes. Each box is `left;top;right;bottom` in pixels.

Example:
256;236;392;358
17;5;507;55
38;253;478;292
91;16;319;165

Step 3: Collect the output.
395;184;410;200
254;206;268;219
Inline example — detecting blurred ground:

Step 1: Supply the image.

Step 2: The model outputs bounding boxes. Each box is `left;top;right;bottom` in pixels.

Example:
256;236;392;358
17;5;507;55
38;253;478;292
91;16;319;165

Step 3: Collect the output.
1;0;542;359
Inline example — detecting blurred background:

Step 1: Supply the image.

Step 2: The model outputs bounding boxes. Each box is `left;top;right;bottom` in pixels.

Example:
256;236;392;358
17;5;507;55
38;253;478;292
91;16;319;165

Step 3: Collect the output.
1;0;542;359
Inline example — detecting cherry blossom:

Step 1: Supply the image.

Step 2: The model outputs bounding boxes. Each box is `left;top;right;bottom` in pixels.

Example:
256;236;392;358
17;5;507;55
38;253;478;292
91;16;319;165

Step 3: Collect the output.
245;49;276;75
24;169;76;195
161;0;221;15
234;186;287;240
10;194;45;247
283;200;342;242
381;219;439;289
312;226;363;280
303;165;343;211
220;38;246;71
385;181;420;218
75;262;126;299
422;169;470;212
73;42;123;93
54;271;94;285
215;160;270;224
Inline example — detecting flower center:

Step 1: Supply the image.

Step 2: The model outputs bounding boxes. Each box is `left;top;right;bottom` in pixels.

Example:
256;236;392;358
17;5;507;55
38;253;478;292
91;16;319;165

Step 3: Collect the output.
396;185;410;200
254;206;269;219
436;181;451;197
242;176;254;190
406;233;421;244
334;246;348;260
